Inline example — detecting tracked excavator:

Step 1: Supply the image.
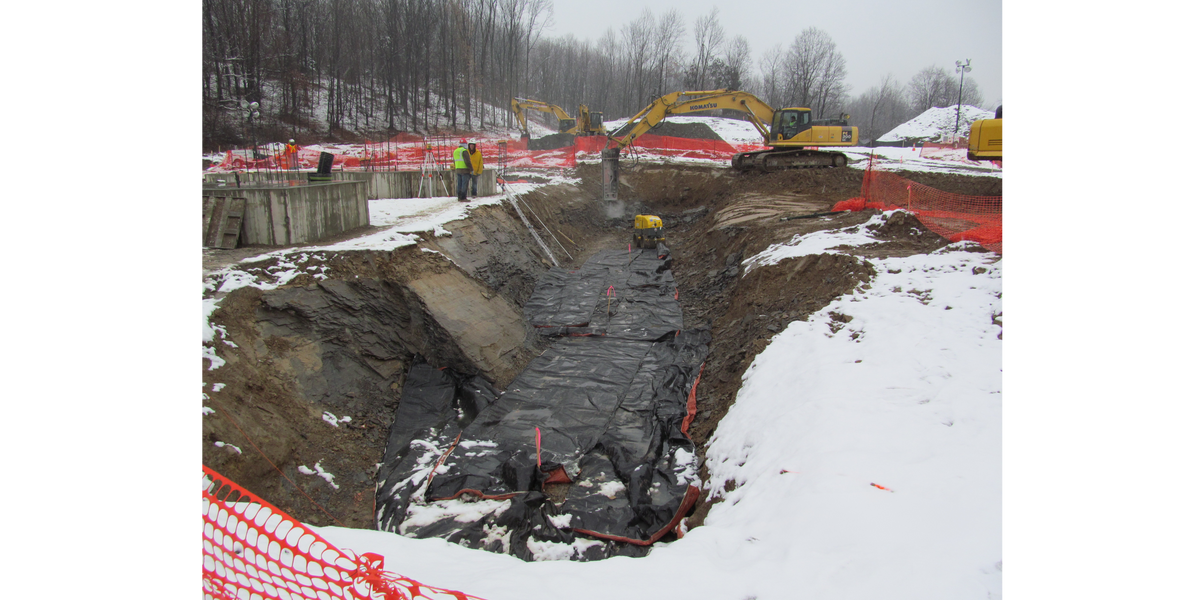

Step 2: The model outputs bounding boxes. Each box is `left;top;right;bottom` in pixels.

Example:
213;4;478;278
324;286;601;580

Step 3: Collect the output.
606;90;858;171
967;105;1002;161
510;98;605;139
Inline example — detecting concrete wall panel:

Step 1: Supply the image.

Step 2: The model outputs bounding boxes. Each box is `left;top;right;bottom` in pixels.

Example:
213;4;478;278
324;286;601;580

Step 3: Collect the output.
203;169;496;200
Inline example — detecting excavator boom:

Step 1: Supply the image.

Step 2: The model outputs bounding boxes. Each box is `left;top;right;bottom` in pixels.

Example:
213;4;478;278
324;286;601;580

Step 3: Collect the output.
609;90;773;148
607;89;857;170
511;98;575;138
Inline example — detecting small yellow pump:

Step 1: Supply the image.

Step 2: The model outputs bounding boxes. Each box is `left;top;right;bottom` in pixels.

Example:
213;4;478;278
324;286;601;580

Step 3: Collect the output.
633;214;665;249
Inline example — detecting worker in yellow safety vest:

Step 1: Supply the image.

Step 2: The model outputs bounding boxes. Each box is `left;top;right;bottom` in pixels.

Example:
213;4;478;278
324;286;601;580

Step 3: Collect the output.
452;138;471;201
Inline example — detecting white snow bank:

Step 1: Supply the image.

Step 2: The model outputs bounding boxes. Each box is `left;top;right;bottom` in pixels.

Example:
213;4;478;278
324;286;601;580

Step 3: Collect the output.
877;105;994;142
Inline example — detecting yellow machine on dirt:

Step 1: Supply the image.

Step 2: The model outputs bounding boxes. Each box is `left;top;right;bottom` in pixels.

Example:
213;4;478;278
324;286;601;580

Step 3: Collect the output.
606;89;858;171
575;104;605;136
967;105;1002;161
633;215;665;249
511;98;605;139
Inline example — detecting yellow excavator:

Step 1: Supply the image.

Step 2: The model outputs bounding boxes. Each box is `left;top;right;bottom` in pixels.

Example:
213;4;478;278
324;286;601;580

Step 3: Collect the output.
510;98;605;139
967;105;1002;161
606;89;858;170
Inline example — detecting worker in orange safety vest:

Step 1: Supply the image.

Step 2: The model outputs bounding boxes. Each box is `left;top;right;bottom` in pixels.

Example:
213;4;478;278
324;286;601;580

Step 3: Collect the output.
467;141;484;197
284;139;299;169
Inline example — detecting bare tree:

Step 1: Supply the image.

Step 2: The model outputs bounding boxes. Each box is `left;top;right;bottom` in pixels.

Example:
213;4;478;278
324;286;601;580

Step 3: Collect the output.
651;9;686;98
687;7;724;90
782;27;848;118
907;64;986;113
621;9;655;111
846;74;913;142
757;43;785;107
721;35;751;90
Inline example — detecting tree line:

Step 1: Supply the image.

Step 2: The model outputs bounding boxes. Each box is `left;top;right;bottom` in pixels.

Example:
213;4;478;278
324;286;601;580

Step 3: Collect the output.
203;1;989;149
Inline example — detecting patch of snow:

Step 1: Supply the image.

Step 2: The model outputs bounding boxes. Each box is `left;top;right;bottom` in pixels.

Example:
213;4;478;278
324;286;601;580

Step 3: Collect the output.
202;406;215;416
212;383;225;392
547;514;573;529
202;298;221;343
401;499;512;534
877;105;994;143
598;480;626;499
214;441;242;455
202;346;225;371
525;537;604;562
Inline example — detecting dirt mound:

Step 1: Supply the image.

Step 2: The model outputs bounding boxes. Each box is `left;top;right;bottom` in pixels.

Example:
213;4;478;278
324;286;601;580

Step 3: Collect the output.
528;133;575;150
901;170;1003;196
610;121;723;142
853;210;952;259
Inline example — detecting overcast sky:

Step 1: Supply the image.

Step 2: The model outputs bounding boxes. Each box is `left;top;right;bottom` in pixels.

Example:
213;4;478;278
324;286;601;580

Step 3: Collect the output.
541;0;1001;111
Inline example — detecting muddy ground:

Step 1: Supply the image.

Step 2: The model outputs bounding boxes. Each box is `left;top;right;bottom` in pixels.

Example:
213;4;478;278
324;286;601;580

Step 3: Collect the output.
202;160;1000;540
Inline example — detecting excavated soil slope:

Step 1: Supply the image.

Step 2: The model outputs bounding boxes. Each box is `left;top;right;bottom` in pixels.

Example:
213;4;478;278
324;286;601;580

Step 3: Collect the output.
203;161;1000;538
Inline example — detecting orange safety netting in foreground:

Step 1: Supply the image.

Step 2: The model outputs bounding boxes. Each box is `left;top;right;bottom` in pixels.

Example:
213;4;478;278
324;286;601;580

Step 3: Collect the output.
203;465;485;600
833;157;1002;254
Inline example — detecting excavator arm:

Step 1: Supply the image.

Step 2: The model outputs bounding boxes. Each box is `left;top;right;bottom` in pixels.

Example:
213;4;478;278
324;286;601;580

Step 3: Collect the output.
511;98;575;137
607;90;775;149
606;89;858;170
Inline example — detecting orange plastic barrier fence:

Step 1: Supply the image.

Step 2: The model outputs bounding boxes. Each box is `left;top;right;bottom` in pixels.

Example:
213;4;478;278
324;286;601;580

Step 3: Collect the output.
833;157;1002;254
208;134;767;174
203;465;485;600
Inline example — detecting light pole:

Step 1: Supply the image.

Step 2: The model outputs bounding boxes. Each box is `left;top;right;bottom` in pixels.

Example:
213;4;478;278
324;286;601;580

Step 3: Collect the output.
954;59;972;142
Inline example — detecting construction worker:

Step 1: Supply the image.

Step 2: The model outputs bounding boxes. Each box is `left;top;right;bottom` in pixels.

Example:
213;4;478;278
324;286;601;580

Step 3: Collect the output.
467;141;483;197
452;138;471;201
285;139;299;170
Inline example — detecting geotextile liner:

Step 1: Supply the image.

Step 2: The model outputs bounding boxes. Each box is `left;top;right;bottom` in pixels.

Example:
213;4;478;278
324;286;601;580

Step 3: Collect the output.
376;249;709;561
524;248;682;339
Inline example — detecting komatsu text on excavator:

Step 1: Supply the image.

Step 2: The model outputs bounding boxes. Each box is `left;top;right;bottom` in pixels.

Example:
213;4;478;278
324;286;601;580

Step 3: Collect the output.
606;90;858;171
510;98;605;139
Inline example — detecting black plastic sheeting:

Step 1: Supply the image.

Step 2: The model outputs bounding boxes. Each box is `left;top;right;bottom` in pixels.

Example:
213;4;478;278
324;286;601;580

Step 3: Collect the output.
375;247;709;561
524;248;681;339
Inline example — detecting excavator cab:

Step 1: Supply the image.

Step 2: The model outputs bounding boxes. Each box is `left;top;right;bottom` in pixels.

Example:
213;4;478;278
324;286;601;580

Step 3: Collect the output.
558;118;577;133
772;109;811;141
769;108;857;146
632;215;664;249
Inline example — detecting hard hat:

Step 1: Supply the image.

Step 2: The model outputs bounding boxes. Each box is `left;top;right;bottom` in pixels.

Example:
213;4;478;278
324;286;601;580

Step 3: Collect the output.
289;139;295;143
460;138;468;144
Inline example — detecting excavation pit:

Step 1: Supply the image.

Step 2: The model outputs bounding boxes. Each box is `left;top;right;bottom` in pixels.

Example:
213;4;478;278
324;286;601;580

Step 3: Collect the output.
201;163;998;560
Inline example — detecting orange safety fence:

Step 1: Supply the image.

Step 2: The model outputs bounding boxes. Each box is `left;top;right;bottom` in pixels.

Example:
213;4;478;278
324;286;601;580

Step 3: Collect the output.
833;155;1002;254
208;134;766;174
203;465;486;600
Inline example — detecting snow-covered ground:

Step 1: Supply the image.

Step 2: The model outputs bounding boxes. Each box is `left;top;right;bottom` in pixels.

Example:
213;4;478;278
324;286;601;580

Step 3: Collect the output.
877;105;995;143
289;211;1004;600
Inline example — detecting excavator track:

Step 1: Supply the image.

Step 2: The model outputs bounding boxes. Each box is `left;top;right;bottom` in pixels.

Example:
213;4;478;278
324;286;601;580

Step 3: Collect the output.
732;148;848;172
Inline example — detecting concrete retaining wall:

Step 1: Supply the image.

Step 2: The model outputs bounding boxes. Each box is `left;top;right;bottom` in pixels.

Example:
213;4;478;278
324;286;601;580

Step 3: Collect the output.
202;169;496;200
203;181;369;247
